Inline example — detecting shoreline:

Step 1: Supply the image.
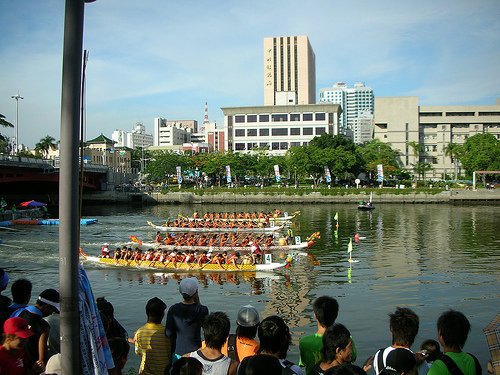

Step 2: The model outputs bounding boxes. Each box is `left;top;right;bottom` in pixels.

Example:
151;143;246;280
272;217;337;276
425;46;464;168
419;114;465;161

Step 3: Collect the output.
81;189;500;205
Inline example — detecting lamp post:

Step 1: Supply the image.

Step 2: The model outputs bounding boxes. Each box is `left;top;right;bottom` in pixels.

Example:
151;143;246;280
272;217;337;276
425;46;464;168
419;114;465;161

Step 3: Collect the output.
11;92;24;154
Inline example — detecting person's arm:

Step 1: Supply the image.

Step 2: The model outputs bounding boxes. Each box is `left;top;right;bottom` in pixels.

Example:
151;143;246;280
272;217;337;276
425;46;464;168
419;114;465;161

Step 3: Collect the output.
134;331;142;356
38;327;49;366
228;359;239;375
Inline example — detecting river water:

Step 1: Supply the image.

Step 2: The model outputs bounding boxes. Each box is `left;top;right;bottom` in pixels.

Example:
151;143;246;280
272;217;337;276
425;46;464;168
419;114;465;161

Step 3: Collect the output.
1;202;498;372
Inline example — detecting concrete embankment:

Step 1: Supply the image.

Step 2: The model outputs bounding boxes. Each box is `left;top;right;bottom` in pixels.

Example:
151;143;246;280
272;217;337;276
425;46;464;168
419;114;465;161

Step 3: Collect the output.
82;189;500;205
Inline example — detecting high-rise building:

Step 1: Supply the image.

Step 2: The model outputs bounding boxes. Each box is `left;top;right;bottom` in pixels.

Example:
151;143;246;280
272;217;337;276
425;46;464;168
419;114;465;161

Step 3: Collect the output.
263;36;316;106
319;82;374;141
112;122;153;149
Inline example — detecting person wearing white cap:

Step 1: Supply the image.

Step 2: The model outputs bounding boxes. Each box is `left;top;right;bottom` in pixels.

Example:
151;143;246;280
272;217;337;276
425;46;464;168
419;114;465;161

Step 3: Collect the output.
14;288;60;369
165;277;209;363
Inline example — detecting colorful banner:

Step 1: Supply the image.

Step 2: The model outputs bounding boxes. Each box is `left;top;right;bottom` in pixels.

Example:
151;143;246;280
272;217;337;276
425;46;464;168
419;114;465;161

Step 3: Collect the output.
324;166;332;183
225;165;232;183
377;164;384;182
176;166;183;184
274;164;281;183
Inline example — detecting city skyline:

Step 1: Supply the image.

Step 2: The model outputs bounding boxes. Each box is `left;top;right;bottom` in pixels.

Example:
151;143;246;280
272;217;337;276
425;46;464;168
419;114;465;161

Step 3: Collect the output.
0;0;499;148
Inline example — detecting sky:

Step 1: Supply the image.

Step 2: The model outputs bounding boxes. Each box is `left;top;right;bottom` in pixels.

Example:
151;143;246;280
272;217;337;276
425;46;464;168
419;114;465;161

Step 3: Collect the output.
0;0;499;148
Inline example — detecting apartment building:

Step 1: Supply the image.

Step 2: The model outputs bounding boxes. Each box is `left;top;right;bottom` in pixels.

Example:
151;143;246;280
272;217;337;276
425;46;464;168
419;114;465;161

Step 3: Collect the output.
222;103;341;155
374;97;500;178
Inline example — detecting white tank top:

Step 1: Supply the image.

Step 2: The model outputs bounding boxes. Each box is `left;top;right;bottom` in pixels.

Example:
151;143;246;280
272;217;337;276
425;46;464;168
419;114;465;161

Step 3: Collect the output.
189;350;231;375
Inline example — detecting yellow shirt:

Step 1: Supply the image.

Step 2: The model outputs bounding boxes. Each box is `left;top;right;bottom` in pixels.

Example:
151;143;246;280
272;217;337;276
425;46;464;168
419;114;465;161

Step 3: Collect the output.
134;322;171;375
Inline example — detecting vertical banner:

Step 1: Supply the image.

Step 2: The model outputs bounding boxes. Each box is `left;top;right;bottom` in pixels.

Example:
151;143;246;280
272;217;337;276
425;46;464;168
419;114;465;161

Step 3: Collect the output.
324;166;332;183
225;165;232;184
176;166;183;184
377;164;384;182
274;165;281;183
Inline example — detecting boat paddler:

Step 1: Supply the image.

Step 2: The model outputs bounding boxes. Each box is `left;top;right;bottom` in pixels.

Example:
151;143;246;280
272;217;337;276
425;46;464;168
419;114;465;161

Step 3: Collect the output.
101;243;110;258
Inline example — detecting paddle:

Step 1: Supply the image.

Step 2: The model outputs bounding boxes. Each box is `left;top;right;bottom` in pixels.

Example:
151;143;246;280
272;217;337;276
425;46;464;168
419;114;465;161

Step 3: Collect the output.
0;243;22;249
0;226;19;231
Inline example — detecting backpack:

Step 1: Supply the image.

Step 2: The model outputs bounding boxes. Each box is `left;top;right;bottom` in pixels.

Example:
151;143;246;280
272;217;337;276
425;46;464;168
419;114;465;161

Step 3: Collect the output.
227;334;238;361
282;359;299;375
437;353;481;375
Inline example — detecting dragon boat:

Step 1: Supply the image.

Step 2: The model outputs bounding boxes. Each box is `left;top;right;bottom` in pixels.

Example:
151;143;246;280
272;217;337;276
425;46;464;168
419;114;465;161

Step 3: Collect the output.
128;232;320;254
180;210;300;223
80;254;287;273
147;221;286;233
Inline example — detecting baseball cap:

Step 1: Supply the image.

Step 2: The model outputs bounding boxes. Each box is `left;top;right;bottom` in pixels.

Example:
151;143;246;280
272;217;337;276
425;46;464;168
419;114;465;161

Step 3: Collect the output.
45;353;62;374
38;288;60;312
179;277;198;297
382;348;416;375
3;317;34;338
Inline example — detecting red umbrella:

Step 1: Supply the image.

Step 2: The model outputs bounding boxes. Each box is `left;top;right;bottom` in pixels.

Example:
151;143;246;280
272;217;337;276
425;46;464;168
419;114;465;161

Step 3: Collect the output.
19;200;47;207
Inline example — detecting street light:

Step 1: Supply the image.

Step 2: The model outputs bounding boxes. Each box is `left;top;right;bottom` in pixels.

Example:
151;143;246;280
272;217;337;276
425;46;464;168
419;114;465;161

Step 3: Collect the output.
11;92;24;154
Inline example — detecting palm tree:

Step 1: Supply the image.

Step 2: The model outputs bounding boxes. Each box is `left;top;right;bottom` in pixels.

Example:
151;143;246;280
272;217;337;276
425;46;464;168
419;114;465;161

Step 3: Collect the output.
443;143;463;182
35;135;57;158
0;114;14;129
0;114;15;154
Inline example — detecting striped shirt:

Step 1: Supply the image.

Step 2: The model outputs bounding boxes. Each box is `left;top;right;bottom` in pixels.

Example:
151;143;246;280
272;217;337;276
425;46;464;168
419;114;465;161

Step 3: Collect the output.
135;322;171;375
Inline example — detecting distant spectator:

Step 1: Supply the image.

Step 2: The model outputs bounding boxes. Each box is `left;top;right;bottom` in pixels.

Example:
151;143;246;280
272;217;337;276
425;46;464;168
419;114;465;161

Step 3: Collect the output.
379;348;416;375
1;278;32;336
0;317;40;374
428;310;481;375
133;297;171;374
44;312;60;361
420;339;441;364
165;277;209;362
10;279;32;312
311;323;362;375
483;313;500;375
300;296;357;375
258;315;304;375
221;305;260;362
44;353;62;375
373;307;420;375
238;354;282;375
108;337;130;375
96;297;128;341
185;311;238;375
330;364;367;375
170;357;203;375
13;288;60;369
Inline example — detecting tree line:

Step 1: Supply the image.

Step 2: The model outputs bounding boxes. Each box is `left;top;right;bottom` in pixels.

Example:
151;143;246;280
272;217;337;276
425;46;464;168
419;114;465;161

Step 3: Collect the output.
139;133;499;187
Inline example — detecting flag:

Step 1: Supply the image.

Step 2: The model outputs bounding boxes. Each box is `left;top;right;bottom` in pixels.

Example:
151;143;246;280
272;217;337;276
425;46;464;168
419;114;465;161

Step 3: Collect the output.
324;166;332;183
274;165;281;183
347;238;353;254
176;166;183;184
334;212;338;221
377;164;384;182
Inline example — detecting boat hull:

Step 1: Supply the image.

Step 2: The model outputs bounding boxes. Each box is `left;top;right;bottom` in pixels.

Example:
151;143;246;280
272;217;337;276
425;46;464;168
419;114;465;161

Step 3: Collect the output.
148;221;283;233
82;255;285;272
132;241;310;253
357;205;375;211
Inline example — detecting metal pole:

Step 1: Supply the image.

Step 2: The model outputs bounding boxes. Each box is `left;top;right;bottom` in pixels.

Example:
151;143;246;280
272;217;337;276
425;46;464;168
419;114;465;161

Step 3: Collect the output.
11;93;23;153
59;0;85;373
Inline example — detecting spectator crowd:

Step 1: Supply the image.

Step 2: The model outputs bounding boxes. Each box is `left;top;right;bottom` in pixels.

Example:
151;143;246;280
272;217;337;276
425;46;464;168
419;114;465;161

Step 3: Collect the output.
0;268;496;375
